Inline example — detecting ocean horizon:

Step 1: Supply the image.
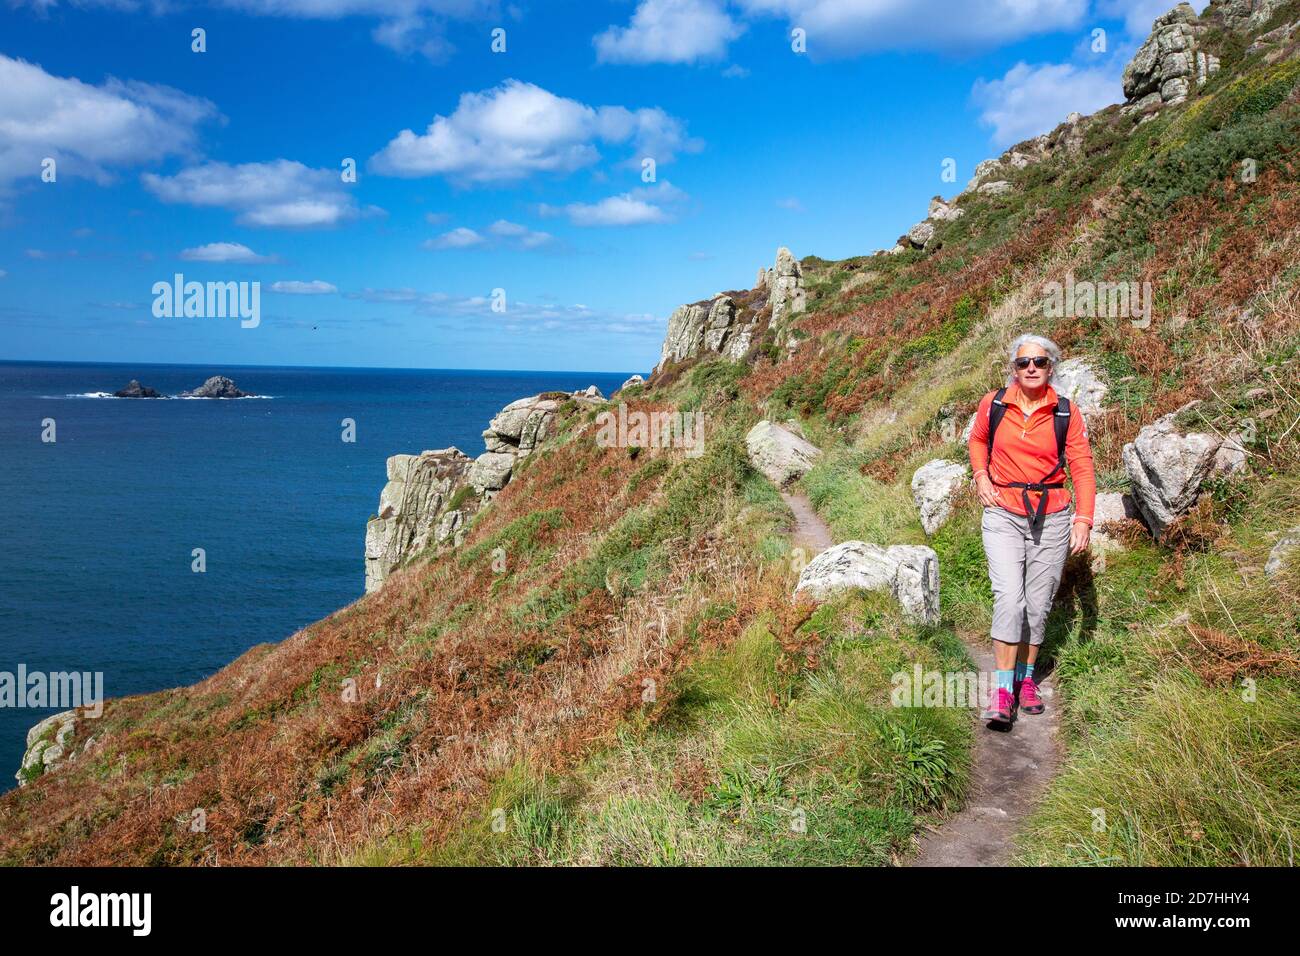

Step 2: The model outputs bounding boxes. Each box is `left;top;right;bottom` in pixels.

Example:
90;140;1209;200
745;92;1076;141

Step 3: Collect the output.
0;360;636;791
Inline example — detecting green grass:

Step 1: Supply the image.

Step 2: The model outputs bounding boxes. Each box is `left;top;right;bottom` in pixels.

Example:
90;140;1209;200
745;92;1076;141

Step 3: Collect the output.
378;592;975;866
1016;477;1300;865
801;447;923;545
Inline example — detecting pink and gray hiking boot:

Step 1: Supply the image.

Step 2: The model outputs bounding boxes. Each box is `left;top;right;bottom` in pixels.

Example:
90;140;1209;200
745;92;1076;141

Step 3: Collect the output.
981;687;1015;726
1017;677;1045;715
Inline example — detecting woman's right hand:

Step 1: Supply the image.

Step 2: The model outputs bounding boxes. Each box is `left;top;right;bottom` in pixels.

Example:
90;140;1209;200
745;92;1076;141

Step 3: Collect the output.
974;473;1000;508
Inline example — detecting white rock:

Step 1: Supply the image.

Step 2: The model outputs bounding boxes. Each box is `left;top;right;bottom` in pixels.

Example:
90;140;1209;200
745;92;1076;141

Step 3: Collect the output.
928;197;965;223
1122;402;1221;539
488;396;560;456
745;420;822;487
961;412;978;445
911;459;969;535
1211;427;1250;477
619;374;645;392
1089;491;1144;559
468;451;516;493
16;710;78;785
907;221;936;248
1050;358;1108;414
795;541;940;626
769;246;807;325
1265;528;1300;578
1092;491;1142;529
365;447;474;592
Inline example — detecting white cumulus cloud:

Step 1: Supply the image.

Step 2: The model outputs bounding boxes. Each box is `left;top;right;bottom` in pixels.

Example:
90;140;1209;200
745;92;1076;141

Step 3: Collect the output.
424;226;487;249
540;181;687;227
12;0;497;60
733;0;1088;57
270;279;338;294
368;80;699;184
0;54;218;196
595;0;743;64
179;242;272;263
972;60;1121;148
487;219;555;248
143;160;366;228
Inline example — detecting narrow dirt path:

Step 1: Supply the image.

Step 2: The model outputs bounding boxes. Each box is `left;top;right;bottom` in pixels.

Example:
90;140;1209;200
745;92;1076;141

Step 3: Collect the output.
909;637;1063;866
781;490;832;554
781;487;1063;867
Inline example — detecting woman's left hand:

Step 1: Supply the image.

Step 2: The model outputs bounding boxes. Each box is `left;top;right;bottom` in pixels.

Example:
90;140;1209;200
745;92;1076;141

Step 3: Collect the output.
1070;521;1091;555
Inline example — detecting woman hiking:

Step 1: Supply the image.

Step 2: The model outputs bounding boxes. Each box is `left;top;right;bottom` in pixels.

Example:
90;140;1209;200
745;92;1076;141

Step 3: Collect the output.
969;334;1095;728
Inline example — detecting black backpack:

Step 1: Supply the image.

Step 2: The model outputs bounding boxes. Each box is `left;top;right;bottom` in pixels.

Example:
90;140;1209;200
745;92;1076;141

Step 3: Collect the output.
985;387;1071;531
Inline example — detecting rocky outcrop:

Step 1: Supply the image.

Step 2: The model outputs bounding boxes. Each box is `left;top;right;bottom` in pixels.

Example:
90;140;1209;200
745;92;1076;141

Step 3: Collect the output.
467;451;516;493
619;374;645;392
1122;4;1219;111
364;447;475;592
658;294;755;369
655;247;805;371
928;196;964;223
911;459;968;535
1265;527;1300;578
795;541;940;626
365;388;607;592
1247;17;1300;58
1215;0;1288;32
902;198;966;252
113;379;161;398
182;375;248;398
485;394;563;458
16;710;77;786
906;220;936;250
745;420;822;486
1122;402;1222;539
765;246;807;326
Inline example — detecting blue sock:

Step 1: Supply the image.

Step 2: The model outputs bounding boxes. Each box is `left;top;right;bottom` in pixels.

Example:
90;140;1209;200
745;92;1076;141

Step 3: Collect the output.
995;670;1015;693
1015;662;1035;682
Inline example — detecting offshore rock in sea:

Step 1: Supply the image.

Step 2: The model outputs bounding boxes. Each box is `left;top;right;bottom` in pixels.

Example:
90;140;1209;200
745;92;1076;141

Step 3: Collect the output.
182;375;248;398
113;379;162;398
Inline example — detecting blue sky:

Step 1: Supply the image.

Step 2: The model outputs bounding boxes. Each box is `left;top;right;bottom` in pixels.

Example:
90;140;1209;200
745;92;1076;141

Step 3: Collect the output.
0;0;1194;373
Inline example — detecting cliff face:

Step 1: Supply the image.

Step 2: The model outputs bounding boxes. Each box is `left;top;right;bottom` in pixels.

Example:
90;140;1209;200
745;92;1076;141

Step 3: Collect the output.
363;388;613;592
363;448;476;593
656;246;808;372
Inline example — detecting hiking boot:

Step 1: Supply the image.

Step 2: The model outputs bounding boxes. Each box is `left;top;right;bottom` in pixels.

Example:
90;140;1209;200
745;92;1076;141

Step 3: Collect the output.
982;687;1015;726
1018;676;1045;715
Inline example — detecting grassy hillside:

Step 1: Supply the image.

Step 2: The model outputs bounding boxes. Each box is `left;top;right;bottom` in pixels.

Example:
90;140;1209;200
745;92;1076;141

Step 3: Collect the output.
3;1;1299;866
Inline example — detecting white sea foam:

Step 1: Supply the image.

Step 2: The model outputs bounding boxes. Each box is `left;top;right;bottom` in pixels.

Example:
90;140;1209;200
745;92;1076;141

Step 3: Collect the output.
57;391;273;400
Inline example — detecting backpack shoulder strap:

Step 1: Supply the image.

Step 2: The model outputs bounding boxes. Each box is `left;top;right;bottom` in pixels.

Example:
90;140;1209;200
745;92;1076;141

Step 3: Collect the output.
1052;396;1071;474
986;387;1009;469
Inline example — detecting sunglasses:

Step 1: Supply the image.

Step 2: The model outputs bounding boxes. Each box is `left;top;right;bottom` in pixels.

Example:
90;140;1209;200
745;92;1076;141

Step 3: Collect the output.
1014;356;1052;370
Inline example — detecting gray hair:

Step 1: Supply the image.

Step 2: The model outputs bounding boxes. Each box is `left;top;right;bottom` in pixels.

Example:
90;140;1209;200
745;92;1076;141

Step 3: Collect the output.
1006;333;1062;383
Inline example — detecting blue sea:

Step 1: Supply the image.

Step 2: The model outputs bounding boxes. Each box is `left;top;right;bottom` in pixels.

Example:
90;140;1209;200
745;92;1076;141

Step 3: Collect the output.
0;361;634;791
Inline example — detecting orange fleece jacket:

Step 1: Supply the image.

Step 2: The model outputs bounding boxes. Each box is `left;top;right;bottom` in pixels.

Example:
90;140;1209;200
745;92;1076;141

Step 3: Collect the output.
967;383;1096;526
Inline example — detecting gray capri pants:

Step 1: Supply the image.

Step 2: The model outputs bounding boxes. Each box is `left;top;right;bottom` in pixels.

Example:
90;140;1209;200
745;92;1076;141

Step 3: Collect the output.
981;505;1072;646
